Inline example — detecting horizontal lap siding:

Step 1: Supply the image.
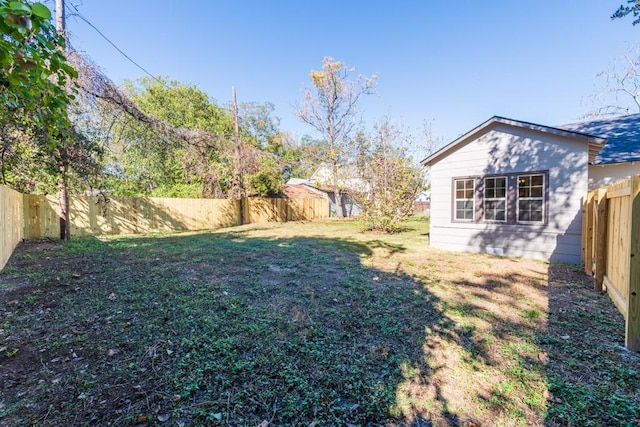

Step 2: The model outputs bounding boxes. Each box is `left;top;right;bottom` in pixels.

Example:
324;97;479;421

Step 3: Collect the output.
430;125;588;263
430;225;582;262
589;163;640;190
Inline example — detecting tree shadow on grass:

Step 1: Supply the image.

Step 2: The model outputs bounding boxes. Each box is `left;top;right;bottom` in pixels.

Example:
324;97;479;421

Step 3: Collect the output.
541;263;640;426
0;233;559;426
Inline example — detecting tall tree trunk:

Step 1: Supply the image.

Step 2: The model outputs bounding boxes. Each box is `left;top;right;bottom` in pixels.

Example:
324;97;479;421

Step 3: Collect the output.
58;174;70;240
58;166;71;240
334;188;345;217
331;161;345;217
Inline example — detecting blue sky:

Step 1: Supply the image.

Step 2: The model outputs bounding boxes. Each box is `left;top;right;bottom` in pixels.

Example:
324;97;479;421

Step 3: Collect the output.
51;1;639;153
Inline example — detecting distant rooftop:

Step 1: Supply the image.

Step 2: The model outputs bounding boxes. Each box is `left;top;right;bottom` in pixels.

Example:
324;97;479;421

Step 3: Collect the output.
559;114;640;165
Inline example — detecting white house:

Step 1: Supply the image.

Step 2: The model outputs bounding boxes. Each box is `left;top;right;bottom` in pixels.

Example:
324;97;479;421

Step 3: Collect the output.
421;114;640;263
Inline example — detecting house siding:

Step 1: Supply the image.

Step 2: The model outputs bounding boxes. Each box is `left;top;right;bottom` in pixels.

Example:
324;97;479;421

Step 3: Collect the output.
430;124;588;263
589;162;640;190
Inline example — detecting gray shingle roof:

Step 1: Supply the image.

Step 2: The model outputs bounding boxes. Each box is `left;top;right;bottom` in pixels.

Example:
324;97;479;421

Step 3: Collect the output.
559;114;640;165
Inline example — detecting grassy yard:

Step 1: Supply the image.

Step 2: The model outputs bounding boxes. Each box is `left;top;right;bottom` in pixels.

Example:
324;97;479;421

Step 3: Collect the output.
0;217;638;426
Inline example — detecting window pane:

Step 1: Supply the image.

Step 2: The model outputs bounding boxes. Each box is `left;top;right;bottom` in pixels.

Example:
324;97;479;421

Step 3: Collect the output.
530;186;543;198
518;200;543;222
495;188;506;198
485;187;495;198
519;187;529;198
464;189;474;198
531;175;543;186
530;209;543;222
485;200;506;221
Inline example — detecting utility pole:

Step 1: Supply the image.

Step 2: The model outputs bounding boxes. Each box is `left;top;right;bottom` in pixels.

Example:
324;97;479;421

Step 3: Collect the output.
55;0;70;240
232;86;245;225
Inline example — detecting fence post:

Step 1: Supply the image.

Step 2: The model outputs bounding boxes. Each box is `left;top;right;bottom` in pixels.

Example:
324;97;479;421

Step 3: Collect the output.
627;175;640;351
582;195;587;265
594;188;608;292
584;192;595;276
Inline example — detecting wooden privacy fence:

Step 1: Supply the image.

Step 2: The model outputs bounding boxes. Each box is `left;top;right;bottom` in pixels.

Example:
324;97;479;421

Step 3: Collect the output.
0;184;330;270
24;195;329;239
24;195;243;238
0;185;24;271
582;175;640;351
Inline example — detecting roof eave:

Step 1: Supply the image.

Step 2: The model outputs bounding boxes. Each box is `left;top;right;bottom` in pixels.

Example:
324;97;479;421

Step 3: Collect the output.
421;116;607;166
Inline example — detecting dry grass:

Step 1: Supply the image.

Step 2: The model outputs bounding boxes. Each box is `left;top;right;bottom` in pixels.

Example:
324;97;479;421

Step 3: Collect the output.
0;217;638;426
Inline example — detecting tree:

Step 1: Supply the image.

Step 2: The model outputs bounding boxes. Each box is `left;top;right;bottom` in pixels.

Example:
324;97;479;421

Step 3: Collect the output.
238;102;279;150
0;0;76;134
588;45;640;117
297;57;376;217
0;0;78;190
98;77;235;198
93;77;288;198
0;1;97;240
353;119;424;232
285;135;330;180
612;1;640;25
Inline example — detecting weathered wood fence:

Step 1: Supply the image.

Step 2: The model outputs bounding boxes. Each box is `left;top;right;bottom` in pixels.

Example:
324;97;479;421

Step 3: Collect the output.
0;185;329;270
582;175;640;351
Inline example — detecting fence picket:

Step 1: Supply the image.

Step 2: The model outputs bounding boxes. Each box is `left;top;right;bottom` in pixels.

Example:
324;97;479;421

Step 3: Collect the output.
584;175;640;352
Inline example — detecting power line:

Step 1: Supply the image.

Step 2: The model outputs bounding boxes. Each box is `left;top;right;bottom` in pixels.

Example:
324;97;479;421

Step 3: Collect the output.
64;0;165;86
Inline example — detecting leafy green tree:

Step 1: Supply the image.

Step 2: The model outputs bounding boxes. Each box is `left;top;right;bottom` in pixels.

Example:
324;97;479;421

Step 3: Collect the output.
99;78;289;198
246;157;284;197
0;0;76;133
612;1;640;25
291;135;331;179
0;1;101;240
354;119;424;233
297;57;376;216
0;0;80;192
238;102;279;150
101;77;235;197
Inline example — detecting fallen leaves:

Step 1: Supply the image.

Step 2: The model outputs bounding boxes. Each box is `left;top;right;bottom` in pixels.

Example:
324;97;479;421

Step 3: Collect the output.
544;390;563;403
538;352;550;364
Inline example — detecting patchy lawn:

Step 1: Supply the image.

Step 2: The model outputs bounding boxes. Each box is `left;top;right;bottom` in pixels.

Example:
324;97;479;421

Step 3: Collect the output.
0;217;638;426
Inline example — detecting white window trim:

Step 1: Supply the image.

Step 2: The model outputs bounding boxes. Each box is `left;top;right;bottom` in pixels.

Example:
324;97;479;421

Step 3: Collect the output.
483;176;507;223
454;178;475;222
516;173;545;224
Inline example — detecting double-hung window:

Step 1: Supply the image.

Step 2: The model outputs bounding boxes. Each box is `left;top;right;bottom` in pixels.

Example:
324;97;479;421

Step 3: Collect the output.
517;174;544;223
452;171;547;225
484;177;506;221
454;178;475;221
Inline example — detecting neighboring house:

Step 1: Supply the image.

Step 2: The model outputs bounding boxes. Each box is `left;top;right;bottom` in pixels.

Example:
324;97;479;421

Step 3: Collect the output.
413;191;431;215
309;164;368;194
416;191;431;202
284;179;362;217
286;164;367;217
421;114;640;263
282;183;324;199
